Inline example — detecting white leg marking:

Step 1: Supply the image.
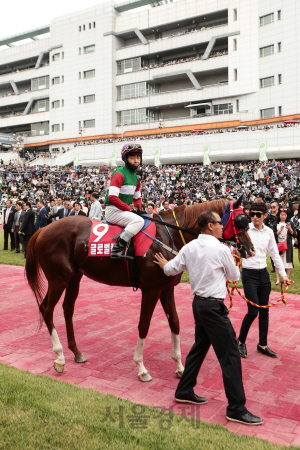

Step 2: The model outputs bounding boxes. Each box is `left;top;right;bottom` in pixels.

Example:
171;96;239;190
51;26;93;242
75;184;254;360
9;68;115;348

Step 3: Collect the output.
133;337;147;376
171;332;184;373
51;328;65;365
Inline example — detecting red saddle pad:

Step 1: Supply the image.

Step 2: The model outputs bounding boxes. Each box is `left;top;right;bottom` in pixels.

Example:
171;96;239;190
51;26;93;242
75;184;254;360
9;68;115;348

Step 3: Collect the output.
88;220;156;257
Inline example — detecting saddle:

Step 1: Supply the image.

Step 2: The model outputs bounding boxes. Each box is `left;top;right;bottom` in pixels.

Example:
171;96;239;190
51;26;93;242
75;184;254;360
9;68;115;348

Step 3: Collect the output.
88;218;156;289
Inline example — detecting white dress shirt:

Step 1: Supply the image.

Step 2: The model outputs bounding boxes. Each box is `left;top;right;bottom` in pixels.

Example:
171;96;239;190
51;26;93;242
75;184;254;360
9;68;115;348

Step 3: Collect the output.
242;223;286;278
163;234;240;299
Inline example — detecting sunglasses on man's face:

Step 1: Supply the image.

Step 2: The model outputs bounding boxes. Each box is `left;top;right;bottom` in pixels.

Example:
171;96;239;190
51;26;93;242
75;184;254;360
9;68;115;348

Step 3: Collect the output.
250;211;263;218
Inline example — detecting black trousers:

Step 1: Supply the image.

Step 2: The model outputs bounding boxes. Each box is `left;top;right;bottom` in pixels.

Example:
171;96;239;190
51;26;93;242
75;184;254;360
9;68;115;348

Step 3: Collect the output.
14;226;21;251
3;224;15;250
238;268;271;347
175;297;246;415
23;234;33;257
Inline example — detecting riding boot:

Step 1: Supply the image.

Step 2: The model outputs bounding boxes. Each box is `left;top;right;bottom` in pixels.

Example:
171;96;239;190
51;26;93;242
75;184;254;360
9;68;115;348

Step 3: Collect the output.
110;237;134;260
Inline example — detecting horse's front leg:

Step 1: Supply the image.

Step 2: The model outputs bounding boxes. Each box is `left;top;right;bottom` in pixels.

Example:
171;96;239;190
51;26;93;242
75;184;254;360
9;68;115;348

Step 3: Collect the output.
134;288;160;382
160;287;184;378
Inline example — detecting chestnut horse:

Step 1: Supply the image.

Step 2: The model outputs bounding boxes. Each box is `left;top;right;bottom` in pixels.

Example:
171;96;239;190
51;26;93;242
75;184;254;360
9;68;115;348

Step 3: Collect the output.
25;199;253;381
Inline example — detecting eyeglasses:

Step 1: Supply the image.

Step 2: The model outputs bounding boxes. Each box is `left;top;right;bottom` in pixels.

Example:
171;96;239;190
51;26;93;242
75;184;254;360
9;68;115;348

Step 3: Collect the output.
124;144;142;151
250;211;263;218
208;220;223;225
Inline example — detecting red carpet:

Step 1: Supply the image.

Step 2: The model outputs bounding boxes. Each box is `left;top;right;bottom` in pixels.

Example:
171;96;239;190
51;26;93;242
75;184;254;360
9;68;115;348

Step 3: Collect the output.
0;264;300;446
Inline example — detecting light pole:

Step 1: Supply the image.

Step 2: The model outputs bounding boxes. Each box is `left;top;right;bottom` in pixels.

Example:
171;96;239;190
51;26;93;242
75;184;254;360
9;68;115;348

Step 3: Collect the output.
158;118;165;137
79;127;86;145
11;134;24;165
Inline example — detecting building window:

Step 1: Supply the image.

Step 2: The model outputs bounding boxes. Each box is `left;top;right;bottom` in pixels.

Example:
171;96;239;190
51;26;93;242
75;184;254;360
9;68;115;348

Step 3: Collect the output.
62;52;64;59
278;10;281;20
279;106;282;116
62;75;64;83
79;72;81;80
79;97;81;104
260;108;275;119
79;48;81;55
278;74;282;84
84;44;95;54
79;26;81;32
31;122;49;136
117;108;149;126
31;76;49;91
52;53;60;61
234;69;237;81
117;82;146;100
93;22;96;28
236;99;239;112
79;121;81;128
32;99;49;113
62;123;64;131
62;99;64;107
84;94;95;103
233;8;237;21
52;124;60;132
233;39;237;51
260;45;274;57
260;76;275;88
260;13;274;26
84;119;95;128
83;25;85;31
278;42;282;52
52;76;60;85
117;58;141;74
83;69;95;78
213;103;233;115
89;23;91;29
52;100;60;109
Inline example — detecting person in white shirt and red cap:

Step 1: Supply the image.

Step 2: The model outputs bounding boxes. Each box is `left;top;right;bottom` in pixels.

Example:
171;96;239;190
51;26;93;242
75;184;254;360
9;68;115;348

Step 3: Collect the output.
237;202;289;359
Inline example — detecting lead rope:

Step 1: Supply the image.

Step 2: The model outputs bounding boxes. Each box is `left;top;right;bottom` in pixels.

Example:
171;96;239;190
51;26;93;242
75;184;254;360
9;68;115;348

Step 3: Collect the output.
226;253;295;311
173;211;187;246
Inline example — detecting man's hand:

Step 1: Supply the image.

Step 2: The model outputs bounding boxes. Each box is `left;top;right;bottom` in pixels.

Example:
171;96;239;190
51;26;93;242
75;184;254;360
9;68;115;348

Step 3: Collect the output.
154;252;169;270
282;276;289;286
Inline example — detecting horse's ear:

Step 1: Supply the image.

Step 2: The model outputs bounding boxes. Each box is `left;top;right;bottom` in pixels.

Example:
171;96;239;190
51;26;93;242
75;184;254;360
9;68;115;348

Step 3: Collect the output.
233;195;243;209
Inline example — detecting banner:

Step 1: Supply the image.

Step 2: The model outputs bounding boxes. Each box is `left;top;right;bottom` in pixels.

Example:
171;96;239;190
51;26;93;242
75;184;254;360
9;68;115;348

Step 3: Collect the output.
154;149;161;167
259;142;268;161
73;156;78;167
111;152;117;167
203;145;211;166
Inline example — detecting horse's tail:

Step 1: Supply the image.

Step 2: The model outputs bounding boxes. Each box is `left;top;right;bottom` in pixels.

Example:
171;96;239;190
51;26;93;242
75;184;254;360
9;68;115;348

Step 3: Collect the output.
25;229;46;315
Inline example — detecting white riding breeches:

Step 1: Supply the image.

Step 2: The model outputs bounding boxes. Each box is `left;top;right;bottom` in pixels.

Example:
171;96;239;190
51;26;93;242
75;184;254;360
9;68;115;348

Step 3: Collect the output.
105;205;144;237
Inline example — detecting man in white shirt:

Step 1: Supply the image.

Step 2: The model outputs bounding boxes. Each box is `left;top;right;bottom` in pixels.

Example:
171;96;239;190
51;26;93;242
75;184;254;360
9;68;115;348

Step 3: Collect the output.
154;210;262;426
238;202;289;359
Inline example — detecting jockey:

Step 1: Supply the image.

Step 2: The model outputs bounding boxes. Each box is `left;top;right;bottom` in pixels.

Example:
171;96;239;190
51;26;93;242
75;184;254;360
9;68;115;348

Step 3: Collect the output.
104;142;144;259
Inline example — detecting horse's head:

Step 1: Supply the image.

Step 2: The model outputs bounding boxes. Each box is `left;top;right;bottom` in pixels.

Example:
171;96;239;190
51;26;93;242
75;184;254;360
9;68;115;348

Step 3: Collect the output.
222;196;254;259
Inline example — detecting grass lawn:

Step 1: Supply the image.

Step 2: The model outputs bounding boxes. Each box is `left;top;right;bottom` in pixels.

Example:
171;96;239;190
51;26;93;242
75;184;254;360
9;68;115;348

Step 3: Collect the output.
0;363;295;450
0;229;25;267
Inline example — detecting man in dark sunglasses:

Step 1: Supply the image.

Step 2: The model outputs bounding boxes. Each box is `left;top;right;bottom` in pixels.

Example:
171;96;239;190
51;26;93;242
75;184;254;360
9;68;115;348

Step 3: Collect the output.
237;202;289;360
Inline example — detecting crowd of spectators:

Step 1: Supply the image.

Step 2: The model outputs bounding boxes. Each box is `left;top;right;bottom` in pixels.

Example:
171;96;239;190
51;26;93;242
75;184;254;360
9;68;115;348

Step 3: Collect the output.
146;22;226;44
141;50;228;70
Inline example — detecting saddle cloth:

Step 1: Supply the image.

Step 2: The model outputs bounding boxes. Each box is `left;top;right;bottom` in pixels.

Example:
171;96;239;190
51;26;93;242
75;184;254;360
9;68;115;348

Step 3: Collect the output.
88;218;156;257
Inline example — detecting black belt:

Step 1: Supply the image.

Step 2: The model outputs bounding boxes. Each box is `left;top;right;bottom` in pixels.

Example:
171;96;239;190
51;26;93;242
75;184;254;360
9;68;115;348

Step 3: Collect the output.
195;296;224;302
242;267;267;273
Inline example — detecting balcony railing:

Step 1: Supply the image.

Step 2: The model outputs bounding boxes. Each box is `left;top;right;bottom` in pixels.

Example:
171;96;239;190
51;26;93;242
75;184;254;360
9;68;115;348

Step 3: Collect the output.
117;113;214;126
118;22;228;49
0;62;49;79
117;82;228;101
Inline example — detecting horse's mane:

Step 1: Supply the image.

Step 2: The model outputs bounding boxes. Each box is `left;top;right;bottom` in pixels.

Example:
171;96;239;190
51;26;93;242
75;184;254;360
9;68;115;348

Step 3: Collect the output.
181;199;227;229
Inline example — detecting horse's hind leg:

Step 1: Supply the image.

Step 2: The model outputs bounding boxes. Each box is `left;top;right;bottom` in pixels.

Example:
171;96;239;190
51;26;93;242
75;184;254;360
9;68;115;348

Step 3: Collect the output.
160;287;184;378
134;288;160;382
62;272;86;363
40;281;68;373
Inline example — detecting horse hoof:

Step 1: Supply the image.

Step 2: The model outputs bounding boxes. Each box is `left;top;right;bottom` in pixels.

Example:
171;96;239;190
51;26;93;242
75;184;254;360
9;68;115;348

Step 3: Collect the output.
176;370;184;379
54;362;65;373
138;372;152;382
75;354;87;363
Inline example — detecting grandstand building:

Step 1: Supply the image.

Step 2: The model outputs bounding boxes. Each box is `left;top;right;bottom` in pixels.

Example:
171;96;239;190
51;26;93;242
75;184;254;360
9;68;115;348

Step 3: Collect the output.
0;0;300;165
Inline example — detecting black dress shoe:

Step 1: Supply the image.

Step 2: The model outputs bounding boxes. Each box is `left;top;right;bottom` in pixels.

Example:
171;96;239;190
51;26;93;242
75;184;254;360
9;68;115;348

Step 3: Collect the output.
257;345;277;358
238;341;247;358
15;250;20;253
2;248;8;251
226;410;263;425
175;392;208;405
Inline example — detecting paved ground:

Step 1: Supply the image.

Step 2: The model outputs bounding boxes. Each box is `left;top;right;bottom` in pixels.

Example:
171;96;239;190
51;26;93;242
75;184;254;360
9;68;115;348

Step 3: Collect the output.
0;264;300;447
